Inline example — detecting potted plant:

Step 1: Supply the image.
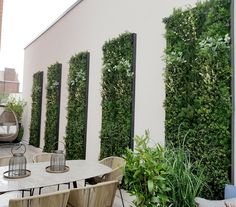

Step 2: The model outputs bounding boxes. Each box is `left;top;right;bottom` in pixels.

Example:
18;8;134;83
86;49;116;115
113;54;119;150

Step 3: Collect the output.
124;131;206;207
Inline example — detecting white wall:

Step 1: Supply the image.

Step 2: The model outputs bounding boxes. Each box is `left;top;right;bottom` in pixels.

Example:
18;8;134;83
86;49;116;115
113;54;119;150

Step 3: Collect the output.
23;0;199;161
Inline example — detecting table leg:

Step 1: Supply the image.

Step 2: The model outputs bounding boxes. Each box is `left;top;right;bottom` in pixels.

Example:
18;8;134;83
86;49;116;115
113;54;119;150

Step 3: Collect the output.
73;181;77;188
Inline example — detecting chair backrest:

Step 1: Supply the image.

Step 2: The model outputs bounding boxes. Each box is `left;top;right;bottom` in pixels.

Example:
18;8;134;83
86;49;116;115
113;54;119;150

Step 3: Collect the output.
100;156;126;183
0;110;17;124
68;180;118;207
0;156;11;166
9;189;70;207
33;153;52;163
0;106;19;142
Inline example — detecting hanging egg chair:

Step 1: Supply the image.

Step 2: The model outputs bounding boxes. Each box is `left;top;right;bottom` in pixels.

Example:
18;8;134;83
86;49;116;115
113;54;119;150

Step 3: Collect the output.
0;105;19;142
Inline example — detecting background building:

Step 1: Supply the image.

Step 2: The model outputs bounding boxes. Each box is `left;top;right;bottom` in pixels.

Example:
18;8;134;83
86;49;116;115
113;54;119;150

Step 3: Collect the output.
0;68;20;94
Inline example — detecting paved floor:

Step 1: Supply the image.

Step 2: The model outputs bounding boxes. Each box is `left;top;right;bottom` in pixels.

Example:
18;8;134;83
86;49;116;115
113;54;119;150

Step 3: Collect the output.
0;143;134;207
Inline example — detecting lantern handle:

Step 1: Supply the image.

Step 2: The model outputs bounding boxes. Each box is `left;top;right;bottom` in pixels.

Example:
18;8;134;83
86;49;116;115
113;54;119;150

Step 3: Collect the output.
11;143;26;155
53;141;65;152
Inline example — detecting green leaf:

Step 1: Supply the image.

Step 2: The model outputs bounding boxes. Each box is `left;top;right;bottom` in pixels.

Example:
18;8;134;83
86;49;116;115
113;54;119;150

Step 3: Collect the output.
148;180;154;193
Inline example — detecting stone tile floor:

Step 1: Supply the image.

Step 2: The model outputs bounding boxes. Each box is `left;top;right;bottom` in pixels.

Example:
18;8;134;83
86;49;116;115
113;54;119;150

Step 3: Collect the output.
0;143;134;207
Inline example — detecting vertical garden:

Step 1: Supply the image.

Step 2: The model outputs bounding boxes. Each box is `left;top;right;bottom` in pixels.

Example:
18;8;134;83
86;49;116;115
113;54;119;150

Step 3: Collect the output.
29;71;43;147
43;63;62;152
164;0;231;198
65;52;89;160
100;32;136;158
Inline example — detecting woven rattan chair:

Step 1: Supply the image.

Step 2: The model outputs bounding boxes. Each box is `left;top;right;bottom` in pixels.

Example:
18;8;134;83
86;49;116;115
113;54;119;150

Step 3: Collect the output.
0;156;11;166
85;156;126;207
0;105;19;142
33;153;70;194
68;180;118;207
0;156;12;196
8;189;70;207
32;153;53;163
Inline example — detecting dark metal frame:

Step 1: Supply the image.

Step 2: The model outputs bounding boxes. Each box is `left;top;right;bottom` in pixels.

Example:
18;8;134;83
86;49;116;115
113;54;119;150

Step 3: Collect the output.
38;71;44;147
84;53;90;159
231;0;235;184
130;33;137;150
56;64;62;150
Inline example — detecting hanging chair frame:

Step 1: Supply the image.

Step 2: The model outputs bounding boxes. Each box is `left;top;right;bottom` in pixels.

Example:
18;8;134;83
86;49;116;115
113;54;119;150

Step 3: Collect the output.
0;105;19;142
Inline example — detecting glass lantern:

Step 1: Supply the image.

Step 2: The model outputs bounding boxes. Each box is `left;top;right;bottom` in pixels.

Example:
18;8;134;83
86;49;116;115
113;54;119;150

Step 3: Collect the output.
50;142;66;172
8;144;27;177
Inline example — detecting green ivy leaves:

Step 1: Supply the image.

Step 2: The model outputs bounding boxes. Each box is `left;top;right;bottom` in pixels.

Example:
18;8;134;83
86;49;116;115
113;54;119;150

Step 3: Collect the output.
100;32;136;158
43;63;62;152
164;0;231;199
29;72;43;147
65;52;89;160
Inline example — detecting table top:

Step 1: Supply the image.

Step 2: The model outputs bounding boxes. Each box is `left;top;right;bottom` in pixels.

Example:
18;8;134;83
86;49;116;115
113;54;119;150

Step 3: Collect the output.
0;160;111;193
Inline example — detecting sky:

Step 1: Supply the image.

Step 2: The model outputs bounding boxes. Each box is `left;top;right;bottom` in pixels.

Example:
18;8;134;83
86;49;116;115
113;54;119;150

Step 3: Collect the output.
0;0;78;92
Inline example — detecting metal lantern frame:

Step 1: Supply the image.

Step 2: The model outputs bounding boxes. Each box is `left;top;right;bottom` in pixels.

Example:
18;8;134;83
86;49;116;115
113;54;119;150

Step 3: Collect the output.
3;143;31;179
46;141;69;173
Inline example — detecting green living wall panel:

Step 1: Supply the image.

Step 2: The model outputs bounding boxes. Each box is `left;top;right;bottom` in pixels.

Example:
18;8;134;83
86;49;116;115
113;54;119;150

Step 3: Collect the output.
100;32;136;159
164;0;231;199
43;63;62;152
65;52;89;160
29;71;43;147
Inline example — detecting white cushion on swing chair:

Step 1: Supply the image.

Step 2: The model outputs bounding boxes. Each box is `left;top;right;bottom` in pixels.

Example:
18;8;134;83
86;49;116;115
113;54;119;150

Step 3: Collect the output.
8;126;16;134
0;126;7;135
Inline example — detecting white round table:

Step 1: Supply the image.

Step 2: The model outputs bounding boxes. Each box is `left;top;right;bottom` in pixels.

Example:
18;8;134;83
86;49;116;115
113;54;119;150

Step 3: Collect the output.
0;160;111;193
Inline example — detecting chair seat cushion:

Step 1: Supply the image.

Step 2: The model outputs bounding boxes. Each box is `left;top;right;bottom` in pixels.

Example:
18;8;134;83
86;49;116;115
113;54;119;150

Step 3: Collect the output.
0;191;21;207
195;197;236;207
225;185;236;199
0;126;7;135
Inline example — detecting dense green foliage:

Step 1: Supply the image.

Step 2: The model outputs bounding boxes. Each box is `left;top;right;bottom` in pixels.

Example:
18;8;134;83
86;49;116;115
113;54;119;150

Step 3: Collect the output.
29;72;43;147
65;52;89;159
164;0;231;198
6;97;26;123
100;32;136;158
0;94;9;104
165;145;205;207
44;63;61;152
124;132;205;207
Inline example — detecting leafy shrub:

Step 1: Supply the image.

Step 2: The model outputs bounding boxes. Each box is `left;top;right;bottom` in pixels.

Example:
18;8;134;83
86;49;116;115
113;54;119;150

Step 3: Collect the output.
29;71;43;147
124;132;170;207
164;0;231;198
44;63;62;152
6;97;26;123
165;145;205;207
124;132;205;207
100;32;136;158
65;52;89;159
0;94;9;104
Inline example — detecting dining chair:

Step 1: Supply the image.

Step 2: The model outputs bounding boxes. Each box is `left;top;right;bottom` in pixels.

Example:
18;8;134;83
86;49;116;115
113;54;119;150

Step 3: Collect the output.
0;156;11;196
8;189;70;207
85;156;126;207
67;180;118;207
32;153;53;163
0;156;11;167
33;153;70;194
